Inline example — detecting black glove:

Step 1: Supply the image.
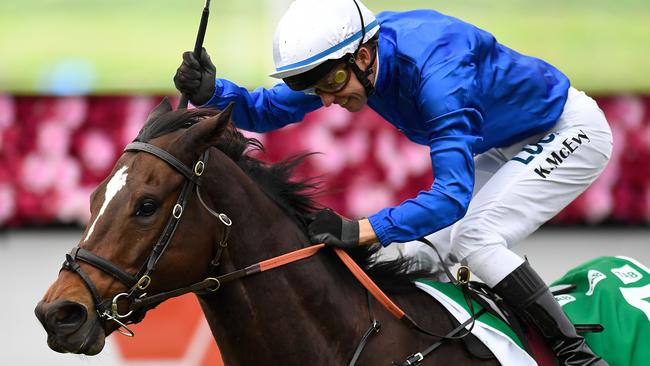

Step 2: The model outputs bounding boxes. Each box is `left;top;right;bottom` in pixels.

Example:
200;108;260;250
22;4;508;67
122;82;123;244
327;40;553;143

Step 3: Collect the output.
307;209;360;248
173;48;216;106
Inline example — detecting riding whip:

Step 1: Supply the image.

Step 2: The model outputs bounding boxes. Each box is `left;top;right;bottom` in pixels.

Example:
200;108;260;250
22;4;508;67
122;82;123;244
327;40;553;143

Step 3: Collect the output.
178;0;211;109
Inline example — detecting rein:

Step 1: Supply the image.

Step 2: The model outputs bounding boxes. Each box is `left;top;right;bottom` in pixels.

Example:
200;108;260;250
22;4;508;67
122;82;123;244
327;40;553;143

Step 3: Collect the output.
131;241;482;366
129;244;406;316
131;244;327;309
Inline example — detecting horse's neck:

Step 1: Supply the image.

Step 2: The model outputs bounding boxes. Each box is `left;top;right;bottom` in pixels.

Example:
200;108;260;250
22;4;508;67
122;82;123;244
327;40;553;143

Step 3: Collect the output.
198;155;371;364
193;153;491;365
199;254;371;364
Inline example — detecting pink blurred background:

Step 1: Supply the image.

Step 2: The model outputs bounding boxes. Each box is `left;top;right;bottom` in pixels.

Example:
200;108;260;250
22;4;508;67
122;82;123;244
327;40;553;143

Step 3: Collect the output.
1;94;649;229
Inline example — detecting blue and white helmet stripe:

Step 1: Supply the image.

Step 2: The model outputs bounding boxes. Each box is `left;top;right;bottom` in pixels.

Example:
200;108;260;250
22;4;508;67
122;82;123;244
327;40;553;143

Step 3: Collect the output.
270;0;379;79
275;20;379;73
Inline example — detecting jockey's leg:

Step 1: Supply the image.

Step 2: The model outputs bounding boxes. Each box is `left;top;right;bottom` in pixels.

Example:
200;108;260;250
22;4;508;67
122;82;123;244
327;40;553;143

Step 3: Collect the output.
400;235;452;279
493;261;607;366
450;88;612;366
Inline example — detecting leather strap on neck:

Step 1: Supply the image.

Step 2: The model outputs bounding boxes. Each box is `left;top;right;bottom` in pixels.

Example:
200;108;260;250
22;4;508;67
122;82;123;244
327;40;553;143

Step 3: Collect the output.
333;247;406;319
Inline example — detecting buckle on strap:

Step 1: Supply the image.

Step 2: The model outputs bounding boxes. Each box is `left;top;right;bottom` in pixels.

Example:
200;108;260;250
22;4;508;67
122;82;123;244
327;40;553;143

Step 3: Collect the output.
457;266;471;285
194;161;205;176
172;204;183;219
404;353;423;365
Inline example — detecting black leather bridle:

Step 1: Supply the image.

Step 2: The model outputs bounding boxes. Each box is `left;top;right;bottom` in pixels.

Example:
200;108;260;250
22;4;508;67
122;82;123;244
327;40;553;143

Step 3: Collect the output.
62;142;232;336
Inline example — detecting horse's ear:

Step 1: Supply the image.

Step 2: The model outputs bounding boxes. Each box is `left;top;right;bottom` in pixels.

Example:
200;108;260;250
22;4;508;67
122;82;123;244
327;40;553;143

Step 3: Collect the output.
178;102;234;157
206;102;234;142
145;97;173;125
196;102;234;146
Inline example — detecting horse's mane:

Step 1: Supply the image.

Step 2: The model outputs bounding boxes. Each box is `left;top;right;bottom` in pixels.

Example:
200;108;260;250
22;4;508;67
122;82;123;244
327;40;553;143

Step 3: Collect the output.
135;107;430;292
135;108;321;222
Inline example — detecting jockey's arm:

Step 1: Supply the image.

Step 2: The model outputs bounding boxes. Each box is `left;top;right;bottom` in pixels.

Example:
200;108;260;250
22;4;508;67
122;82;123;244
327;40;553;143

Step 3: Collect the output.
367;110;480;246
365;58;483;246
358;219;378;246
201;79;322;133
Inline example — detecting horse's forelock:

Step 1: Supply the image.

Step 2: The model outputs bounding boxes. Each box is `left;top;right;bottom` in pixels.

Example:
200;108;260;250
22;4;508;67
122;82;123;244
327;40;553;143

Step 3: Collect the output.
135;107;219;143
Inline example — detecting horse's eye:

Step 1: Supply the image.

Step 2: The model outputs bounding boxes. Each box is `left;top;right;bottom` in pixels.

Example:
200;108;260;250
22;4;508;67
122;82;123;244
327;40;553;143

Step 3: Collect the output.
135;200;158;217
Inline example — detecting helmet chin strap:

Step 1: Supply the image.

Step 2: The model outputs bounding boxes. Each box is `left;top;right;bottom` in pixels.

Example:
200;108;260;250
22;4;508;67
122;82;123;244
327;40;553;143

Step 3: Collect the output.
347;49;377;97
348;0;376;97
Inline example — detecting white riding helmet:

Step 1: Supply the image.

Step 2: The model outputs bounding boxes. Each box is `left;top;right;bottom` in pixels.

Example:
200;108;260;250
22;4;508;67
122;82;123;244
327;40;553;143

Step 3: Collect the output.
270;0;379;86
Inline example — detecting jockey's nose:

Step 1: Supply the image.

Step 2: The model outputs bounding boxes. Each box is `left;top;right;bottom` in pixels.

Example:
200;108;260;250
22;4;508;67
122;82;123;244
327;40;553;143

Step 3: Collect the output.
319;93;335;107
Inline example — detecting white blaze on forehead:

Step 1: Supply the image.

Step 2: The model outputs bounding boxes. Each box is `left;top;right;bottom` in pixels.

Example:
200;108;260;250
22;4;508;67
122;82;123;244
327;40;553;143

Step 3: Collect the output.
84;166;128;242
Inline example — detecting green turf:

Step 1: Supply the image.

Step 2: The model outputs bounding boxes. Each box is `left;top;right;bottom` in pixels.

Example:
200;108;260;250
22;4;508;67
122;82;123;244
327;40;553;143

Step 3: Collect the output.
0;0;648;94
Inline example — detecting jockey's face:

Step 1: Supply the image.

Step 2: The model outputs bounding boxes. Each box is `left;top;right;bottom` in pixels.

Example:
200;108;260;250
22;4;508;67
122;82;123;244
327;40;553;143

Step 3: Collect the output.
317;46;376;112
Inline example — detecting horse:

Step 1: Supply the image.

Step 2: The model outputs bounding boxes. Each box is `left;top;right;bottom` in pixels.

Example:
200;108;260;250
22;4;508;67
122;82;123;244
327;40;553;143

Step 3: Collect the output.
35;99;502;365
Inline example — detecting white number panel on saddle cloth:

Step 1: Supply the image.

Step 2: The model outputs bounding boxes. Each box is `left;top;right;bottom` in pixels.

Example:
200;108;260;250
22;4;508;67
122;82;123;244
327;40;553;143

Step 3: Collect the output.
414;280;537;366
551;256;650;366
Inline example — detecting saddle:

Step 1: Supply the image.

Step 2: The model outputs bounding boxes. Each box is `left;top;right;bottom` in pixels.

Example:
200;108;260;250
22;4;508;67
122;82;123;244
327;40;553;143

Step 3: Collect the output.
429;281;604;362
409;238;603;364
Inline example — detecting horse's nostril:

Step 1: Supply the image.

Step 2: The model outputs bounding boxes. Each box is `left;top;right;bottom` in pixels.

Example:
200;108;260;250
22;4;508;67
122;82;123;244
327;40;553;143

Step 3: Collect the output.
57;304;82;323
47;301;88;335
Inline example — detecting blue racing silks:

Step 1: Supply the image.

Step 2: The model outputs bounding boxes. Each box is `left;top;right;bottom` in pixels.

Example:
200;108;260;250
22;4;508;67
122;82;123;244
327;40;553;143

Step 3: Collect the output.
202;9;570;246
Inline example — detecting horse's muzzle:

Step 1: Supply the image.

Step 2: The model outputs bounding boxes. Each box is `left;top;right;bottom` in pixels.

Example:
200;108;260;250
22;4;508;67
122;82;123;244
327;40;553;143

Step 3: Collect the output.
35;299;105;355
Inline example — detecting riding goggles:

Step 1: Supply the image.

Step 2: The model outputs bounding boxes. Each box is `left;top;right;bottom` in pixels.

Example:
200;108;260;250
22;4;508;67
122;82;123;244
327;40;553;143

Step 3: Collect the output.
302;64;351;96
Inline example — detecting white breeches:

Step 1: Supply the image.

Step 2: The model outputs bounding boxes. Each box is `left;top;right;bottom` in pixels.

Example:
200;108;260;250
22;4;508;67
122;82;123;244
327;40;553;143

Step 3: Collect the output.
400;87;613;286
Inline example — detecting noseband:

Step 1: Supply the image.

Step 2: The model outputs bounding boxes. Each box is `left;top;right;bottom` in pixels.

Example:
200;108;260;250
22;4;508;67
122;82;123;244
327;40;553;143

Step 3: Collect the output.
62;142;232;336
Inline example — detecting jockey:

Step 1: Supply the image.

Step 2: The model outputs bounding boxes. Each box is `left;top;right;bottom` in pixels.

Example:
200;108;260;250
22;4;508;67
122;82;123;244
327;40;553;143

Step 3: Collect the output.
174;0;612;364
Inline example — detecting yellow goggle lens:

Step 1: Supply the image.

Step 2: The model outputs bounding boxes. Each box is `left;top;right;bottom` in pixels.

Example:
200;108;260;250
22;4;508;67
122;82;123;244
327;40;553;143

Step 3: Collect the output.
333;69;348;84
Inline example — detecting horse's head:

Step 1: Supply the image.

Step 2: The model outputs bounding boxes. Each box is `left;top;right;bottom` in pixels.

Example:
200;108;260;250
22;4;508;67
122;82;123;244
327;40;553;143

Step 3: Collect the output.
34;99;235;355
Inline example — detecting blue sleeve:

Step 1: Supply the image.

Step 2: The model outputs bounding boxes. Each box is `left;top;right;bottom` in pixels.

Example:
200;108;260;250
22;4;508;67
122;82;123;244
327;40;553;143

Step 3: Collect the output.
201;78;323;132
368;57;483;246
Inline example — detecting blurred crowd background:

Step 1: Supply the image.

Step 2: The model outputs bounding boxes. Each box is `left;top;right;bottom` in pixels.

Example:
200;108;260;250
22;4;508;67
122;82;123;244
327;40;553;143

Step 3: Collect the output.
2;94;650;228
1;1;649;365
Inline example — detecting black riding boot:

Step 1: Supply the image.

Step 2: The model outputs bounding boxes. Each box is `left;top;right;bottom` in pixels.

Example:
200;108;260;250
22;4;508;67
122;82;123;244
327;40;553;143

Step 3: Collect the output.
492;261;607;366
